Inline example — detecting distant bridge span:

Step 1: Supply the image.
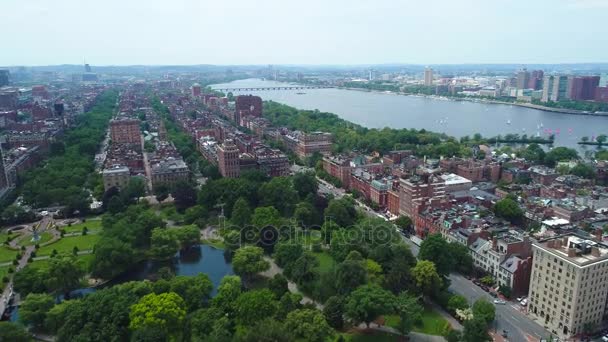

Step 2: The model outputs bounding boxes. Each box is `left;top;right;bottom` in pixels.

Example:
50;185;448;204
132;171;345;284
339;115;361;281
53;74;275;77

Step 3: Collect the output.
211;86;334;92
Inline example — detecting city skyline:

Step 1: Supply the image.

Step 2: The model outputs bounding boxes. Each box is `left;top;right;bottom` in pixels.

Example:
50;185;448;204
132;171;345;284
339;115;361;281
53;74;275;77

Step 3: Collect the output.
2;0;608;66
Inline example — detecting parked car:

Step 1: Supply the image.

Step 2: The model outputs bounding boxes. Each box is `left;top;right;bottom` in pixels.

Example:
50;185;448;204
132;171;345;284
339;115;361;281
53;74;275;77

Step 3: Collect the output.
490;292;498;298
520;299;528;306
601;335;608;342
493;299;506;305
480;285;489;292
473;280;481;286
516;296;526;302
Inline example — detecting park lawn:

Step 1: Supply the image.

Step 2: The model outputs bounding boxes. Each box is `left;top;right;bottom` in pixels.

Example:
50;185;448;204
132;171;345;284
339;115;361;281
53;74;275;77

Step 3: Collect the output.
0;246;18;263
412;307;451;336
342;331;401;342
62;219;102;234
31;253;94;270
313;251;336;273
37;234;101;256
201;238;224;249
0;266;9;281
18;231;53;246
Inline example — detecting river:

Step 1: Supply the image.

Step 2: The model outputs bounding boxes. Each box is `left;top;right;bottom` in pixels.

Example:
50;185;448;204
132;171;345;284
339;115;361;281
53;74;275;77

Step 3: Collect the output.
211;78;608;150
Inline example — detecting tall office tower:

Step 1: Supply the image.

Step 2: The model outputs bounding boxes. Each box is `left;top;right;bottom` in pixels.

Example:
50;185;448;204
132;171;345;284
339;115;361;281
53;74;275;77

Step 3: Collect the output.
191;83;202;97
424;67;434;86
84;63;92;73
0;147;8;190
541;75;569;102
516;68;530;89
0;70;9;87
528;235;608;340
218;139;240;178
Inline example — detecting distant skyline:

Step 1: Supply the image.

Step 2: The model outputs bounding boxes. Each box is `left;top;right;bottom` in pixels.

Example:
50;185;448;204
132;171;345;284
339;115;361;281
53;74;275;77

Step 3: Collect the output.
2;0;608;66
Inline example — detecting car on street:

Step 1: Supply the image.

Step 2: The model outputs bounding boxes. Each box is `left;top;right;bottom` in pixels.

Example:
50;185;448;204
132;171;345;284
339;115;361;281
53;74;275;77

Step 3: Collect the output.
473;279;481;286
493;299;506;305
520;299;528;306
601;335;608;342
490;292;498;298
516;296;526;302
480;285;489;292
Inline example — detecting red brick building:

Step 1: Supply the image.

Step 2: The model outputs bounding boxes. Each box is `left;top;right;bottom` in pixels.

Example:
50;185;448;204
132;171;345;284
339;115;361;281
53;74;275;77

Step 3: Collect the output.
235;95;262;118
110;118;142;145
218;139;240;178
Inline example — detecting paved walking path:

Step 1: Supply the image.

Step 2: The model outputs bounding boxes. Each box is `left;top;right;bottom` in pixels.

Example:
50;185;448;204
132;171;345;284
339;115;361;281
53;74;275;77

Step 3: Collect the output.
261;256;323;310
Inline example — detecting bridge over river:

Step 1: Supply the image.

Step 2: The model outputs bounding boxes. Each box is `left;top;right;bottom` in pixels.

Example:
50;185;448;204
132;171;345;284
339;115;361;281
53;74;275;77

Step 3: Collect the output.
212;85;333;92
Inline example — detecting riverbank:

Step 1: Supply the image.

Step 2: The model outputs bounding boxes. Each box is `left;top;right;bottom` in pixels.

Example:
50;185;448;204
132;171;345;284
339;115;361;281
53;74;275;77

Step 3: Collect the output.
337;86;608;117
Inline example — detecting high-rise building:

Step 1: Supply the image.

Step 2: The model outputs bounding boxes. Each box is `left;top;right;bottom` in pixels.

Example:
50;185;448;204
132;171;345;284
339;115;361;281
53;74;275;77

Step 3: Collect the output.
191;83;202;97
0;147;9;191
424;68;433;86
516;68;530;89
528;70;544;90
0;70;9;87
528;235;608;339
218;139;240;178
84;63;92;73
541;75;568;103
567;76;600;101
110;118;142;145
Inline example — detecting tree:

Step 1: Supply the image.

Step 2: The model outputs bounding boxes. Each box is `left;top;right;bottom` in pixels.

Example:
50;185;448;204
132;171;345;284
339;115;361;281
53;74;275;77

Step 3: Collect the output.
171;180;197;211
236;319;292;342
382;244;417;294
447;242;473;275
232;246;270;283
394;216;412;232
91;238;134;279
123;177;146;203
189;307;223;341
335;259;367;295
520;143;546;164
365;259;384;285
212;275;242;314
290;253;319;287
273;241;304;268
276;292;303;320
174;225;200;249
235;289;278;325
472;299;496;325
19;293;54;330
45;255;85;296
0;322;30;342
231;197;252;228
284;309;332;342
13;265;48;296
395;292;423;336
418;234;453;276
251;206;282;228
294;201;315;227
153;184;170;203
259;177;298;216
411;260;441;295
494;198;523;224
447;295;469;314
570;163;596;179
323;296;345;329
324;198;357;228
268;274;289;298
345;284;395;327
544;147;578;167
150;228;179;260
462;317;492;342
293;171;318;199
129;292;186;339
597;134;607;146
169;274;213;311
498;285;512;299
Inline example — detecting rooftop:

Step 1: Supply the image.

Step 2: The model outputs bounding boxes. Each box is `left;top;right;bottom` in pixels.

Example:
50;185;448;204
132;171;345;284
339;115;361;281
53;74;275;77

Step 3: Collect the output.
534;234;608;267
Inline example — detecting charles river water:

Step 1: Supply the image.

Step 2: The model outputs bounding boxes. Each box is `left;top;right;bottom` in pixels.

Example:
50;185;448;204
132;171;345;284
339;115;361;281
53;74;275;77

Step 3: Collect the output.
211;78;608;152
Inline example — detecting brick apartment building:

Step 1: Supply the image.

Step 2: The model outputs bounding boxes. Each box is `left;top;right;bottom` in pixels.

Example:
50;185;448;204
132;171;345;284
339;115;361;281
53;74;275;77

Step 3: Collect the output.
110;118;142;145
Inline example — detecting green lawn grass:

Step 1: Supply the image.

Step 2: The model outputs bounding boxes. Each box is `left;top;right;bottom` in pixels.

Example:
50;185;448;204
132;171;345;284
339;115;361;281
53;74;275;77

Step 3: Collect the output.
342;331;401;341
18;231;53;246
384;307;450;336
412;308;450;336
0;246;18;263
37;234;101;256
313;251;336;273
61;219;102;234
0;267;10;281
201;238;224;249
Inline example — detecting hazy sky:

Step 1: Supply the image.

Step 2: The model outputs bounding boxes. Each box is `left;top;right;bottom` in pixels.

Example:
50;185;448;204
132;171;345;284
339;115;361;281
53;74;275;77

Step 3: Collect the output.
2;0;607;66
